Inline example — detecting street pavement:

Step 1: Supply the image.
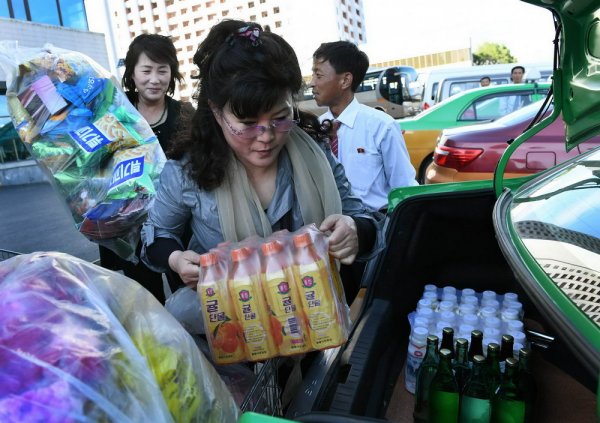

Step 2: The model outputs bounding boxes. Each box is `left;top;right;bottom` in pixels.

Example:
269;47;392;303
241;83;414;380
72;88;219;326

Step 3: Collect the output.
0;182;100;262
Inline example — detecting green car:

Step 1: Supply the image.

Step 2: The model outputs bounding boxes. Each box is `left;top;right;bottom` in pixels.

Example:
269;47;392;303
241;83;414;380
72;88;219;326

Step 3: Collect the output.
400;82;550;182
239;0;600;422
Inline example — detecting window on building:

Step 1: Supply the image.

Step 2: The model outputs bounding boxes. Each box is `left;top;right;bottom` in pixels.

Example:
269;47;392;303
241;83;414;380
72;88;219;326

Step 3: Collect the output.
181;8;187;14
261;11;267;17
183;20;189;26
273;6;279;13
206;1;214;6
260;0;265;3
357;21;362;28
126;7;131;14
341;0;345;4
169;24;177;30
168;12;175;18
192;5;200;12
222;10;228;16
186;45;193;52
58;0;88;30
28;0;59;26
250;15;256;21
140;17;146;23
359;34;363;41
344;25;348;33
139;4;144;11
356;9;360;15
275;21;281;28
208;13;216;20
248;1;254;7
185;33;191;39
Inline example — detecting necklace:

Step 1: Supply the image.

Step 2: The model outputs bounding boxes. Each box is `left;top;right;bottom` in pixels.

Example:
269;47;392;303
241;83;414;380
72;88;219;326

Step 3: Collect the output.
148;103;167;127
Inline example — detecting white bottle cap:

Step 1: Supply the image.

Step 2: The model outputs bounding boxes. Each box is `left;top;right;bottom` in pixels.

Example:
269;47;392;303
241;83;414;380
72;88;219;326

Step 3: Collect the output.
442;286;457;296
423;291;438;303
482;290;497;301
461;295;479;307
424;284;438;293
482;299;501;310
503;300;523;313
484;316;501;329
442;293;458;304
411;326;429;342
503;292;519;303
458;303;477;316
438;300;455;312
506;320;524;332
416;307;434;320
417;298;433;311
480;306;498;319
462;313;479;328
461;288;476;298
413;316;430;330
501;308;520;322
440;311;456;325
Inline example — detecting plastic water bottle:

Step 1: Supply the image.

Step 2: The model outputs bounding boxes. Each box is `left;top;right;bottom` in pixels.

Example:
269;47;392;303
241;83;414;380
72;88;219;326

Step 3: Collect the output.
480;306;498;319
482;290;497;303
405;326;429;394
461;295;480;308
458;303;477;316
503;292;519;304
417;298;433;312
424;284;438;294
461;288;476;298
442;286;457;297
462;313;480;331
481;299;501;310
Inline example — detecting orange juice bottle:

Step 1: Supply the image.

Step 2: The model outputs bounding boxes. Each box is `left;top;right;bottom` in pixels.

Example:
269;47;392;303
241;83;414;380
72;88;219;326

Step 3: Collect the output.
292;232;345;349
261;240;310;356
198;252;246;364
228;246;278;361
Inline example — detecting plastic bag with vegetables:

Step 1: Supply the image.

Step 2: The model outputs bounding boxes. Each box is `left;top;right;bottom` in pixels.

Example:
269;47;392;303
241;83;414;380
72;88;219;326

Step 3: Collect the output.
0;252;239;423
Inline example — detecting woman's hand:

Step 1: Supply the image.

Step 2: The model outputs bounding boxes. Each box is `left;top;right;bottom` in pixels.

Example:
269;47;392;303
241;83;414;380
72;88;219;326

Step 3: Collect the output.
168;250;201;288
319;214;359;265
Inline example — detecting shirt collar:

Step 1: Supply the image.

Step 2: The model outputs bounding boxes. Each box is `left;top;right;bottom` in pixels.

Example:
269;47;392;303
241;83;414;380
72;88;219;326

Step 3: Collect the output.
331;97;359;129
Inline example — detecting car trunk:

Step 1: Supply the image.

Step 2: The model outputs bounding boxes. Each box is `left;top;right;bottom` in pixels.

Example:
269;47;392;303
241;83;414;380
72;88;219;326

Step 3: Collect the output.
288;187;597;422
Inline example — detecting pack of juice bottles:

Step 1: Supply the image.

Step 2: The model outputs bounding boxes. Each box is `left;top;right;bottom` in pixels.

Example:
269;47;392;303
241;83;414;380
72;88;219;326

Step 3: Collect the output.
197;224;351;364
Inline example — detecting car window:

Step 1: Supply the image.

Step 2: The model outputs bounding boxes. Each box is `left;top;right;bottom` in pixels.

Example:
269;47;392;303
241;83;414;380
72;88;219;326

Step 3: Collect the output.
459;89;550;122
510;149;600;326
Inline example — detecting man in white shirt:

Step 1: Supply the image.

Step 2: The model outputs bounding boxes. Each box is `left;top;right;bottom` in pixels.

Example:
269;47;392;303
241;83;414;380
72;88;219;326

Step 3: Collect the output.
310;41;417;212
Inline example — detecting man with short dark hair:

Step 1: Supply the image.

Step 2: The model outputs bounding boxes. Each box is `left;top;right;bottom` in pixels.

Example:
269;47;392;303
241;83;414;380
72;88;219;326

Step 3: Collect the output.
510;65;525;83
480;76;491;87
309;41;417;212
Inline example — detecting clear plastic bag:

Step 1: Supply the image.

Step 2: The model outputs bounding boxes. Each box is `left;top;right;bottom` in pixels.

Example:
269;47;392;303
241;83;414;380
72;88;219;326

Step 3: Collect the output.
0;42;166;262
0;252;239;422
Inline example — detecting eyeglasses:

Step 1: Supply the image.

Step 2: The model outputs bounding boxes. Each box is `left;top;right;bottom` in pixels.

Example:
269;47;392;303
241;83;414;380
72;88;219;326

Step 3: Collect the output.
221;112;298;139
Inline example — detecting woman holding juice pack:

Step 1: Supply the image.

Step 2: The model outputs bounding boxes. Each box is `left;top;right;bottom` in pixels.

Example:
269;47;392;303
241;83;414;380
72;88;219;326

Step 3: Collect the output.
99;34;194;303
140;20;382;302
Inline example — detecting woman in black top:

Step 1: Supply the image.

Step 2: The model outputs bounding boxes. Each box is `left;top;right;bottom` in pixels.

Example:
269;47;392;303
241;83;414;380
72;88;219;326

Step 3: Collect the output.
100;34;193;304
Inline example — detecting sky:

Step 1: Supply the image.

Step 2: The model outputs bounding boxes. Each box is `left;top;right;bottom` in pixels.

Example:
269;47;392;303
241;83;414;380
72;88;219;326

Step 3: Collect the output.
359;0;556;68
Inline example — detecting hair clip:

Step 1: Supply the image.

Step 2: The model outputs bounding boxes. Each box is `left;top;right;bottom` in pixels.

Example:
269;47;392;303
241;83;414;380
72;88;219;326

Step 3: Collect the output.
226;25;262;47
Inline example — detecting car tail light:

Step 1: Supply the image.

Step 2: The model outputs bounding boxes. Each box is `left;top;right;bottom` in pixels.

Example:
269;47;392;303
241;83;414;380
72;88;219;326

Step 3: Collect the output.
434;145;483;169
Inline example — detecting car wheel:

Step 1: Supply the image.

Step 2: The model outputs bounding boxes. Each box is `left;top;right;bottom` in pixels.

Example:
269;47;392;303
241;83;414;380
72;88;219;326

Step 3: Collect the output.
418;156;433;184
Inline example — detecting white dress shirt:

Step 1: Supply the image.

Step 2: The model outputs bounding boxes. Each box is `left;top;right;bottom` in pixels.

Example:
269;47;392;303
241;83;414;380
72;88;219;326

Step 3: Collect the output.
320;98;417;211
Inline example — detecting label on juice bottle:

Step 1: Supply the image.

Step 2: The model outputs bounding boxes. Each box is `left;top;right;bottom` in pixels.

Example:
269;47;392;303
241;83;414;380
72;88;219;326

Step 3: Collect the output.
295;260;345;349
198;283;246;364
263;268;310;355
229;274;278;361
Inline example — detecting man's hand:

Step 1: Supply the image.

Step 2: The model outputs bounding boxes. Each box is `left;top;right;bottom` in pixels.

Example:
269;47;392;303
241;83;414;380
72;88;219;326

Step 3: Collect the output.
168;250;201;288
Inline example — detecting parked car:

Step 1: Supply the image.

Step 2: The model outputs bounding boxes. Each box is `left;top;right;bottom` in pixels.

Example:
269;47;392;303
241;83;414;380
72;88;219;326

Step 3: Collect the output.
420;63;552;111
254;1;600;422
425;100;600;183
399;82;550;182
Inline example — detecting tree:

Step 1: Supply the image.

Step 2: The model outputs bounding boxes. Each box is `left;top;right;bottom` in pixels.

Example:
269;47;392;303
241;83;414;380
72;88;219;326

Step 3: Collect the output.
472;43;517;65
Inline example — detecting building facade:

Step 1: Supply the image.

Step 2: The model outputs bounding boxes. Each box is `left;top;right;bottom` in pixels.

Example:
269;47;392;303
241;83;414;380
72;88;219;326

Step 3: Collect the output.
104;0;367;101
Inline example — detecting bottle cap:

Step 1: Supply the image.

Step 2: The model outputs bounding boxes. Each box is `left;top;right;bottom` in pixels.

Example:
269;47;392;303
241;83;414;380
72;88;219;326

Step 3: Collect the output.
442;293;458;304
471;329;483;339
416;307;434;319
442;327;454;336
417;298;433;310
506;357;519;368
455;337;468;348
518;347;531;358
461;288;475;297
473;354;486;364
484;316;501;329
461;295;479;307
413;316;430;329
504;292;519;303
482;290;497;301
442;286;457;296
293;232;313;248
199;252;217;267
438;300;454;312
439;348;452;358
506;320;524;332
480;306;497;318
503;300;523;313
261;240;283;255
424;284;438;293
501;334;514;344
482;299;500;310
423;291;438;302
458;303;477;315
487;342;500;353
427;335;439;344
411;326;429;341
231;247;252;262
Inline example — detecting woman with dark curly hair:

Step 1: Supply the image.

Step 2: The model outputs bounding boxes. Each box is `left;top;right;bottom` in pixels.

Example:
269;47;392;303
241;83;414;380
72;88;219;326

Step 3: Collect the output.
141;20;382;301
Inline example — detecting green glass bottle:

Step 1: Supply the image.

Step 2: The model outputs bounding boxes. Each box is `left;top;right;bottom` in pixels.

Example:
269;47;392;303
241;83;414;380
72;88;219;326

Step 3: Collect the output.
459;355;491;423
486;343;501;396
491;357;525;423
429;348;460;423
413;335;439;423
517;348;537;422
468;330;484;367
452;337;470;393
499;334;514;373
440;327;455;359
